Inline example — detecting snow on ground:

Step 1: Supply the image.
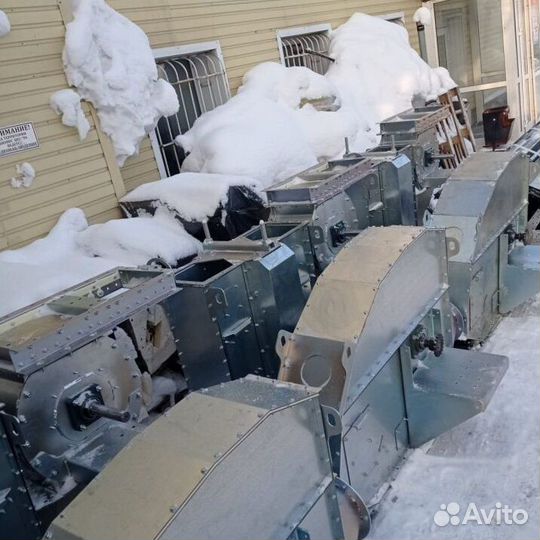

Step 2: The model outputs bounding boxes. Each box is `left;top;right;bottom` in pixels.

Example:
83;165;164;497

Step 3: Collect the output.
121;172;263;221
63;0;179;165
10;162;35;188
50;89;90;141
0;208;200;318
177;13;454;186
370;296;540;540
0;10;10;37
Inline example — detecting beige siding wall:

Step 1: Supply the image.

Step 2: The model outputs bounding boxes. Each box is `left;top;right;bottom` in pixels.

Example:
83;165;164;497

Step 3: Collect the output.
0;1;125;250
117;0;423;192
0;0;421;249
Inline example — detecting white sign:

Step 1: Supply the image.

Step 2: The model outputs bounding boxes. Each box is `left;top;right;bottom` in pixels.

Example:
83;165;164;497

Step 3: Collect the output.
0;122;39;158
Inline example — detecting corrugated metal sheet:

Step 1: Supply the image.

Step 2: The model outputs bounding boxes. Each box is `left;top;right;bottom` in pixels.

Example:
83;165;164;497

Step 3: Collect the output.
0;1;122;249
0;0;421;249
120;0;423;190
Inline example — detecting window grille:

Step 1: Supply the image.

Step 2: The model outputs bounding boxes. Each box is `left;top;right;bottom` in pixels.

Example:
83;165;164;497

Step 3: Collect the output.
281;31;331;75
154;49;230;177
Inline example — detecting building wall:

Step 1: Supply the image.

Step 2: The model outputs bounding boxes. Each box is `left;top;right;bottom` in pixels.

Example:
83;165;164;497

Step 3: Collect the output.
0;0;421;250
0;1;126;250
119;0;423;193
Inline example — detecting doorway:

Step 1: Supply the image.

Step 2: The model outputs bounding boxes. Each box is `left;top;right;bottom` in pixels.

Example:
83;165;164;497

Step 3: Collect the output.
423;0;540;141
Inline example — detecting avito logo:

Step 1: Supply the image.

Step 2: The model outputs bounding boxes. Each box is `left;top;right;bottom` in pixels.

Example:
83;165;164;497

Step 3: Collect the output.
434;502;529;526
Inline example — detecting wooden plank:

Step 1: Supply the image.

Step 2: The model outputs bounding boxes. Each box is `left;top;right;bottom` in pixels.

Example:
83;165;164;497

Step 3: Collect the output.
87;107;126;199
56;2;126;201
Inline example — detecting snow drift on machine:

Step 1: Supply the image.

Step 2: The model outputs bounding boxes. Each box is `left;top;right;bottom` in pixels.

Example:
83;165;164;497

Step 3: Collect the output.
175;13;455;186
0;208;201;318
121;172;263;222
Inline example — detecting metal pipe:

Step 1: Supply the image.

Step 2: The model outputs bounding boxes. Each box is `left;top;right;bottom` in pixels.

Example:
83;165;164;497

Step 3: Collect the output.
259;220;269;246
202;219;212;242
85;401;131;423
304;48;335;62
344;137;350;156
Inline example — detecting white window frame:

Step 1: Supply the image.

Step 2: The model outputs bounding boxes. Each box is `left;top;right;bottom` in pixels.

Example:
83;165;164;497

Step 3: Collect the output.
380;11;406;24
276;23;332;73
150;41;230;179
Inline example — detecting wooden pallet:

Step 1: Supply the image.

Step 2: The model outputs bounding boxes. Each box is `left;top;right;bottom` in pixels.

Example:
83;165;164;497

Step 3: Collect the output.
438;87;477;166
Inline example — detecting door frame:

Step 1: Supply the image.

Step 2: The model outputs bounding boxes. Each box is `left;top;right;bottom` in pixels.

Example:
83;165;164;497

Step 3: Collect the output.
422;0;538;140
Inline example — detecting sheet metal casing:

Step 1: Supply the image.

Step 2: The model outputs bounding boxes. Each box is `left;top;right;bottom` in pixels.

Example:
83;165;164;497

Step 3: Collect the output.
47;377;343;540
241;221;317;292
266;155;416;270
429;151;535;340
278;227;508;503
374;105;453;220
0;416;41;540
169;240;305;387
0;268;178;377
0;269;177;505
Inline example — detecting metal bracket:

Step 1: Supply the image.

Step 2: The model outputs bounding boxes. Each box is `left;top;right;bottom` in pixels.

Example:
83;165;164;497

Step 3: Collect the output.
526;208;540;245
498;234;540;314
400;344;508;447
321;405;342;438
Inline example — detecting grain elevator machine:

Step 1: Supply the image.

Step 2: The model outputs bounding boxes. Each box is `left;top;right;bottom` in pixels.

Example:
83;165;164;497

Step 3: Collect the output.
278;226;508;503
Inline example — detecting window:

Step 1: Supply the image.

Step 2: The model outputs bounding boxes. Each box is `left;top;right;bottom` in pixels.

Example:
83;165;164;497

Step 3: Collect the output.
380;12;406;27
152;43;230;177
277;24;332;75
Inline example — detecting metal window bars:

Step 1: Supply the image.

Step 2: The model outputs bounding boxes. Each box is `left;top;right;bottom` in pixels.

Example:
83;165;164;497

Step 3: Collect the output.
155;51;231;177
281;32;331;75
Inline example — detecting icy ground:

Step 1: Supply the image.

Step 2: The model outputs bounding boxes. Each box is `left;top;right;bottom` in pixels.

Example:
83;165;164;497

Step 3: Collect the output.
370;296;540;540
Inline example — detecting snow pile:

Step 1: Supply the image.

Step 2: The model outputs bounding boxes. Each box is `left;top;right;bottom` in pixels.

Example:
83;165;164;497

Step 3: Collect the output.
413;6;432;26
0;208;200;318
10;163;35;189
50;89;90;140
238;62;338;108
121;172;263;221
0;210;118;317
370;296;540;540
178;62;359;186
178;81;319;186
76;207;201;266
325;13;453;151
0;209;88;266
62;0;179;165
0;10;10;37
177;13;454;185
